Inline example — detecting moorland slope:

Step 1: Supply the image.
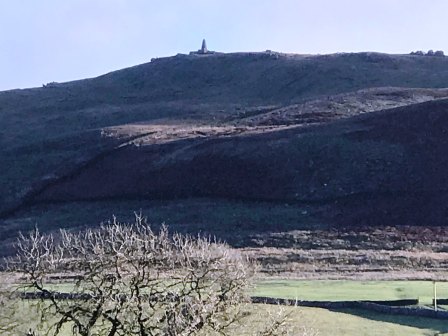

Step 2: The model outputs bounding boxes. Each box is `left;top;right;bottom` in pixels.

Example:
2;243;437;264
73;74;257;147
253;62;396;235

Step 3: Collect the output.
2;51;448;252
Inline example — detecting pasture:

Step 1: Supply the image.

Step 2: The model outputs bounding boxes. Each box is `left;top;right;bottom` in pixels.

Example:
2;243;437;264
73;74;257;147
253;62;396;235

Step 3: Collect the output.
2;299;448;336
3;278;448;335
253;280;448;304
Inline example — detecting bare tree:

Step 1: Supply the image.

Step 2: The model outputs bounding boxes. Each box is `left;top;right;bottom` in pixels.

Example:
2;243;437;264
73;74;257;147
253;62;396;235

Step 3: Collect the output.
6;215;299;336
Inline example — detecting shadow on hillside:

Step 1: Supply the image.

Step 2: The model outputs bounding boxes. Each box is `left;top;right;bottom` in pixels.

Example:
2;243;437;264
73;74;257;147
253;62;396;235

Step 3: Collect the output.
336;308;448;334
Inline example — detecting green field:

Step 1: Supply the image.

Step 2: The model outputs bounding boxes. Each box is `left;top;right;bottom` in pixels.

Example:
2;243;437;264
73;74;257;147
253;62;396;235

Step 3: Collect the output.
3;300;448;336
294;306;448;336
253;280;448;305
4;279;448;335
255;280;448;335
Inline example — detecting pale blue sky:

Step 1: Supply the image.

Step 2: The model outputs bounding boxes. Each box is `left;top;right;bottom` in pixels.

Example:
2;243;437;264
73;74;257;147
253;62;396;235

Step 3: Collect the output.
1;0;447;90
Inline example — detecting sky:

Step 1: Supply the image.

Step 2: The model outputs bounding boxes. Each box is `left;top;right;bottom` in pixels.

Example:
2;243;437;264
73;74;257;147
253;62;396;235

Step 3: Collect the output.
1;0;447;91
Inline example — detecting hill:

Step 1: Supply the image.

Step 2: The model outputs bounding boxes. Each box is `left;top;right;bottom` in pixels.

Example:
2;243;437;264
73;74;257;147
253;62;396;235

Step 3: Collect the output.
2;51;448;254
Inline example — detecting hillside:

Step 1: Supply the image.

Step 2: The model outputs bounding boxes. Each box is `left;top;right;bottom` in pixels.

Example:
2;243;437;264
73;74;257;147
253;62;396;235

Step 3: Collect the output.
2;51;448;254
30;98;448;225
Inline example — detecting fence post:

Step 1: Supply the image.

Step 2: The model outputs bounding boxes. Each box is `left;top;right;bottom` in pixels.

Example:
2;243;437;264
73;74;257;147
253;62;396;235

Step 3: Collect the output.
434;281;438;312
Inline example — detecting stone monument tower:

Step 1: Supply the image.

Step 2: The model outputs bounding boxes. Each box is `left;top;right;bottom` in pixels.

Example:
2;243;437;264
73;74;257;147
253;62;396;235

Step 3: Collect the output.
189;39;215;55
200;39;208;54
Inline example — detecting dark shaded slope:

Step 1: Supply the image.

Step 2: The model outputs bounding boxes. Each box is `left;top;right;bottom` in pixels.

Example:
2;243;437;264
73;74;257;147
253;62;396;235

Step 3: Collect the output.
2;51;448;218
33;98;448;226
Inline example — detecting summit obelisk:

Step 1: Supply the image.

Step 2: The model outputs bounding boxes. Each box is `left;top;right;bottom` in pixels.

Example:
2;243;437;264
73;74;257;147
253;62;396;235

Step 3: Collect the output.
200;39;208;54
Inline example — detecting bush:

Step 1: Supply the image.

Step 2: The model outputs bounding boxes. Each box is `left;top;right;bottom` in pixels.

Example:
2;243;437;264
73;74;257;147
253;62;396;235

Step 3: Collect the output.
6;216;296;336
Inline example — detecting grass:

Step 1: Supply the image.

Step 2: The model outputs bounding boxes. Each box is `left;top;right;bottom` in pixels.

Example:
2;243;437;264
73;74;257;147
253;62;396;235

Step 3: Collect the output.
2;299;448;336
239;304;448;335
4;278;448;335
292;306;448;336
253;280;448;305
